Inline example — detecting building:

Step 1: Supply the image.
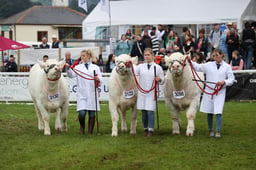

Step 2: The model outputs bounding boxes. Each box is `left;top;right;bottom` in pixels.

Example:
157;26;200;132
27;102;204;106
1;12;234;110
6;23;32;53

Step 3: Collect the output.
0;2;86;44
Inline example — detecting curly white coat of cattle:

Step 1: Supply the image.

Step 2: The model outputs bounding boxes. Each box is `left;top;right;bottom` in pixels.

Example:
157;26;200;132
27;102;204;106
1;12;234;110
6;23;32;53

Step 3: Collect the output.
164;52;204;136
29;59;69;135
108;54;138;136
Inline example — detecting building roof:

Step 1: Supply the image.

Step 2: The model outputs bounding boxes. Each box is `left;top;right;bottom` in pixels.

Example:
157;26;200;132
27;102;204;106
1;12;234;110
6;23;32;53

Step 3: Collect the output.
1;6;86;25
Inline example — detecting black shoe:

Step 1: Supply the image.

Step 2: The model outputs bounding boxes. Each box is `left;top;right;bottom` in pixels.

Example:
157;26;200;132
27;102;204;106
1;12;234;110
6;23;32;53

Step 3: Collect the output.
144;129;148;136
147;131;153;137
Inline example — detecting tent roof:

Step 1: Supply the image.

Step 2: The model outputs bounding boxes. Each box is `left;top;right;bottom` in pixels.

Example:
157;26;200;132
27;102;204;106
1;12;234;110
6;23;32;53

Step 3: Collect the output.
83;0;253;27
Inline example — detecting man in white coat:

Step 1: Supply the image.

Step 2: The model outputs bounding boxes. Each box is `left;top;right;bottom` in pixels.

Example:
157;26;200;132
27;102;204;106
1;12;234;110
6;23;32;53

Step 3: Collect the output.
191;49;235;137
135;48;165;136
66;49;102;136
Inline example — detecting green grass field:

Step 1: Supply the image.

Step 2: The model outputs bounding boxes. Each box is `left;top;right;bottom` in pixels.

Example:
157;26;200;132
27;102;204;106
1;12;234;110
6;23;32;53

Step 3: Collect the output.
0;102;255;170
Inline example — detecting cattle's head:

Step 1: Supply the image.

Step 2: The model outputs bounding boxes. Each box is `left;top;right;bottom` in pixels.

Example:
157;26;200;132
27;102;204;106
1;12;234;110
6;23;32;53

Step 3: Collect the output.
39;59;65;81
115;54;137;75
165;52;187;77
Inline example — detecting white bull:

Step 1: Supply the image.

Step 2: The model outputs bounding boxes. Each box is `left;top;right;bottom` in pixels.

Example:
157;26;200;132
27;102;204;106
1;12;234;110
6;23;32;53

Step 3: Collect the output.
164;52;203;136
109;54;138;136
29;59;69;135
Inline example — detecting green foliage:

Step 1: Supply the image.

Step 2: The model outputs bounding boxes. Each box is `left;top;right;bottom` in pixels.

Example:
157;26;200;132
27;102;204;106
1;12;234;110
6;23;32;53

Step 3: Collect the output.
0;0;42;20
0;102;255;169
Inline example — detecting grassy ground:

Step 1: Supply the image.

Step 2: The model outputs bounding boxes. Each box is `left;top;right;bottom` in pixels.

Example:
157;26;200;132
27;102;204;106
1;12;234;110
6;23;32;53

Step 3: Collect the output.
0;102;255;170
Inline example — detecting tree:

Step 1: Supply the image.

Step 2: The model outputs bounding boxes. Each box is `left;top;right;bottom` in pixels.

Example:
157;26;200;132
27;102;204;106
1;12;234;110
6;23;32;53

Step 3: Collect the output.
0;0;42;20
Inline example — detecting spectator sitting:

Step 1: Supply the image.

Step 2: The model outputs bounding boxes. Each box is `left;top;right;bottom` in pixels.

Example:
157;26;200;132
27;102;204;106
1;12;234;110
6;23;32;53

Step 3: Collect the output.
39;37;50;49
230;50;243;70
63;51;73;72
51;35;60;48
5;55;17;72
105;54;116;73
43;55;49;62
115;34;132;56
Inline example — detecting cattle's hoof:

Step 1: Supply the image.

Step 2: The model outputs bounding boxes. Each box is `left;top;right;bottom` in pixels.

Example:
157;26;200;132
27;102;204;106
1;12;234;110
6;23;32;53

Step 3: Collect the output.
38;128;44;131
186;133;194;136
55;127;61;132
121;128;128;132
172;131;180;135
130;131;136;135
111;132;118;137
44;131;51;135
61;128;68;132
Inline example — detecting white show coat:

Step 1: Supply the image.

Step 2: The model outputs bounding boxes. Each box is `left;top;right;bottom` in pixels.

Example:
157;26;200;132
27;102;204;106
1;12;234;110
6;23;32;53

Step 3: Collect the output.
67;62;102;111
135;62;165;111
192;61;235;114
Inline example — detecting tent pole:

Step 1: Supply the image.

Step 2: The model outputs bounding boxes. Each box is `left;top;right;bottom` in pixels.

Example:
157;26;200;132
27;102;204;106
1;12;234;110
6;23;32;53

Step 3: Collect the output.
1;51;4;71
18;49;20;72
59;48;61;61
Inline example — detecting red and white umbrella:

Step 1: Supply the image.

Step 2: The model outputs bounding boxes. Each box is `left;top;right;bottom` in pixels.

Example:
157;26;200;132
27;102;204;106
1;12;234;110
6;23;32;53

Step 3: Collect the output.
0;36;30;51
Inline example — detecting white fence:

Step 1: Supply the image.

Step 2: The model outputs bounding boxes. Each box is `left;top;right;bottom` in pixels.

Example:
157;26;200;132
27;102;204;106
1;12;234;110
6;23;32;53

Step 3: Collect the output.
0;70;256;102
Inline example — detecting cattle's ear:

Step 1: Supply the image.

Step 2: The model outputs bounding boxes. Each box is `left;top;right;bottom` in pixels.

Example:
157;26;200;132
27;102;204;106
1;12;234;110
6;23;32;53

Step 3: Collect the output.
57;60;65;69
131;56;138;65
38;60;47;69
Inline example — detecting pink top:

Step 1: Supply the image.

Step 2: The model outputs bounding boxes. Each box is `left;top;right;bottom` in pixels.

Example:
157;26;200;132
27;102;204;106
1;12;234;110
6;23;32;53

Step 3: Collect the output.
230;59;243;70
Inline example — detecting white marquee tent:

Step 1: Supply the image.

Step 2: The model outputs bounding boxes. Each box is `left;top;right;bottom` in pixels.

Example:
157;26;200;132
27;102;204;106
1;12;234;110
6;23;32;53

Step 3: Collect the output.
83;0;256;39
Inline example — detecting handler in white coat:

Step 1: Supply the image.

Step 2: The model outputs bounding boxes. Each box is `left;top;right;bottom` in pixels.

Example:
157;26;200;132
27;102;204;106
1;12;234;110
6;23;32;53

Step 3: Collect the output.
135;48;165;136
66;49;102;136
191;49;235;137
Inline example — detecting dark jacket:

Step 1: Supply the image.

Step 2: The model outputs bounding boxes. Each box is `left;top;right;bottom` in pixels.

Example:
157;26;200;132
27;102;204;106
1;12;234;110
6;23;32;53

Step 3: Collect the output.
52;41;60;48
142;35;152;48
39;44;50;49
195;37;208;56
242;28;256;48
226;34;239;50
131;40;146;61
5;61;18;72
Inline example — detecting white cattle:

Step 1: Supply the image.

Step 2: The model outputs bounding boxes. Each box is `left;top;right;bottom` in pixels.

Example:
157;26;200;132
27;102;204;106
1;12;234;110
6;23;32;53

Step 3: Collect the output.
164;52;203;136
29;59;69;135
109;54;138;136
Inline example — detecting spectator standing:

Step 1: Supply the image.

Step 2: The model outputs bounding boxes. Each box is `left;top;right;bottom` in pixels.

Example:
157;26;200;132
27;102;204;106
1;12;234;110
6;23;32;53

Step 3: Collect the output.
39;37;50;49
131;34;146;63
51;35;60;48
150;31;160;55
63;51;73;72
165;30;181;53
180;27;189;47
3;52;9;63
219;29;229;62
183;34;194;56
241;22;256;69
156;25;165;48
115;34;132;56
208;24;222;51
125;29;134;43
195;29;208;57
226;28;239;63
105;54;116;73
142;30;152;48
141;25;151;37
230;50;243;70
5;55;17;72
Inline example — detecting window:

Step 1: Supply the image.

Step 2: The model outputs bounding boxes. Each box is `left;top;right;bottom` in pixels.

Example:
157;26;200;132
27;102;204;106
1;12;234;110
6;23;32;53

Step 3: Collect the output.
37;31;48;42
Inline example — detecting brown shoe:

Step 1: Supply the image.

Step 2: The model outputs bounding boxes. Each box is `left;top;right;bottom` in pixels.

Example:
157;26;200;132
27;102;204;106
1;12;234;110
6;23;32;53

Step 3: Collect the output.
144;129;148;136
88;116;95;136
147;131;153;137
80;125;85;135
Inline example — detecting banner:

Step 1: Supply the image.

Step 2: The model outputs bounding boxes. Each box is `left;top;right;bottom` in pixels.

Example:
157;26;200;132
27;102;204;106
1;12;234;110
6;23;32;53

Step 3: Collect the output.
0;72;255;102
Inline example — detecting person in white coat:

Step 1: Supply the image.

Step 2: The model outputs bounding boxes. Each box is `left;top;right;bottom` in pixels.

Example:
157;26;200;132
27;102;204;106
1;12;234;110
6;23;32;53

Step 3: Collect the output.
191;49;235;138
66;49;102;136
135;48;165;136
